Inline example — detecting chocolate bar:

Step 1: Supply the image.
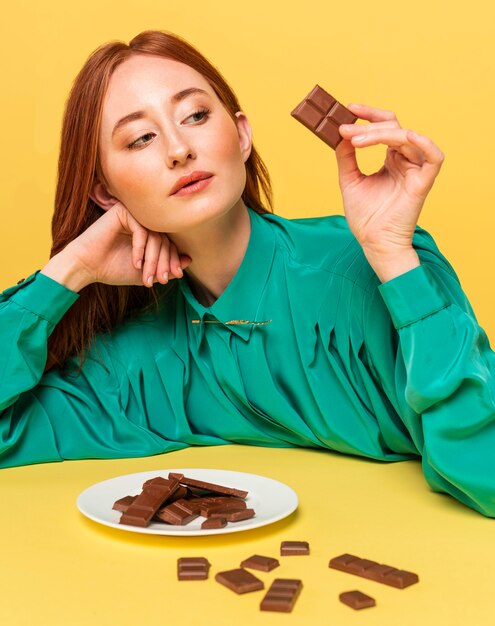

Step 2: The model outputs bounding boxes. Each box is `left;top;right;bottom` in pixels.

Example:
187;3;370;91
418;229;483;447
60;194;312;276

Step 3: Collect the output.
222;508;255;522
168;472;248;499
241;555;280;572
291;85;357;149
280;541;310;556
112;495;136;512
201;499;247;517
329;554;419;589
201;517;227;529
155;500;199;525
339;590;376;610
215;568;264;594
177;557;210;580
260;579;303;613
119;477;179;527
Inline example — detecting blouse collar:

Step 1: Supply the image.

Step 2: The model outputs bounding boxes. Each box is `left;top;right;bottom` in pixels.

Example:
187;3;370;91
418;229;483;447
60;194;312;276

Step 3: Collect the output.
177;206;276;342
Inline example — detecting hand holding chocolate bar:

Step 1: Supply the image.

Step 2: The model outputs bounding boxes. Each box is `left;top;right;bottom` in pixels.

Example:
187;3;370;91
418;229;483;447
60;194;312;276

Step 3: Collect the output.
291;85;445;281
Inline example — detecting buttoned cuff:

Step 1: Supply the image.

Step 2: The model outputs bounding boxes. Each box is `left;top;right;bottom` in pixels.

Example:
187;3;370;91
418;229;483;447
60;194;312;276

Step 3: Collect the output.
4;270;80;326
377;264;451;329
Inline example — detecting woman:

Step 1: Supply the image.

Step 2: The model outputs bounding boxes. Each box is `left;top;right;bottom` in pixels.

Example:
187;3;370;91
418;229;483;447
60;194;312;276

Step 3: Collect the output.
2;30;494;517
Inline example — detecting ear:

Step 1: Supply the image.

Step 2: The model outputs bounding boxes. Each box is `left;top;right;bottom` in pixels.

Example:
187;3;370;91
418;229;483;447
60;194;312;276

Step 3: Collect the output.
234;111;253;163
90;180;120;211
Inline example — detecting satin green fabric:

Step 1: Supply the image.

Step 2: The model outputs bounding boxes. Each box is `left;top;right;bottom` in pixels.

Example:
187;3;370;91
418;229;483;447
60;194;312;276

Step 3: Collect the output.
2;206;495;516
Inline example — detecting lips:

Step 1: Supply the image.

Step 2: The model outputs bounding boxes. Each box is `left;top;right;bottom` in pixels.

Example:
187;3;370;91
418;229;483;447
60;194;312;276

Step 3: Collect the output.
170;171;214;195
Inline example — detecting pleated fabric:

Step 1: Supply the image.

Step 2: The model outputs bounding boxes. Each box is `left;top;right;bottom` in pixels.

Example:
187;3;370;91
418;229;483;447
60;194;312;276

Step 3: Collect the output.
2;206;495;516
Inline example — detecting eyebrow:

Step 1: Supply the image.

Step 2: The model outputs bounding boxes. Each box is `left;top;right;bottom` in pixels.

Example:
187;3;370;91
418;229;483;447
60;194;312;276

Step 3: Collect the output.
111;87;210;138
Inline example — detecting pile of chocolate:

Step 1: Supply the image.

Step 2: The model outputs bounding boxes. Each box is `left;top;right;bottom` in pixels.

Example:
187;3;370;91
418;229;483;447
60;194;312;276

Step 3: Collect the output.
113;473;254;530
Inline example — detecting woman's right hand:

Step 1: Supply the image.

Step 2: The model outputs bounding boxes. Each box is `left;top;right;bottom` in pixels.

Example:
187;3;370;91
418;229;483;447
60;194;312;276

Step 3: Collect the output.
42;201;192;291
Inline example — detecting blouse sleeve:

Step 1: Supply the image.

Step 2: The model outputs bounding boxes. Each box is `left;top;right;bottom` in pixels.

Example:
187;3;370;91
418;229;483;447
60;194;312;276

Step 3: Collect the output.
0;271;186;469
363;228;495;517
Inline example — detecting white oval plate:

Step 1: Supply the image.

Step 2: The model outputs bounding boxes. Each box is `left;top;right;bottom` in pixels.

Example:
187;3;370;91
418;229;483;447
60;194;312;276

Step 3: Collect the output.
76;468;298;536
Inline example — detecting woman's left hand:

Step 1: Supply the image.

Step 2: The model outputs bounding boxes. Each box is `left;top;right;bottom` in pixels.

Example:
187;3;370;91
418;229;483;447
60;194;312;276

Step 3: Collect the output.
336;103;445;265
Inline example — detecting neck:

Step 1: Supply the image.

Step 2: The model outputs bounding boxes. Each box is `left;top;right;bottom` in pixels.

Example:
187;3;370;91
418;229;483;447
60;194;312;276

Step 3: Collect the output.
167;201;251;307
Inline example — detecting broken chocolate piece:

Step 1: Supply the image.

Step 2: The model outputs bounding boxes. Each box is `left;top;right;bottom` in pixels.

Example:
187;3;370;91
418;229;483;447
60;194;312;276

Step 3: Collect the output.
280;541;310;556
339;590;376;610
168;473;248;499
112;495;136;512
201;517;227;529
119;477;179;527
177;557;210;580
154;500;199;525
291;85;357;149
241;555;279;572
215;568;264;594
260;579;303;613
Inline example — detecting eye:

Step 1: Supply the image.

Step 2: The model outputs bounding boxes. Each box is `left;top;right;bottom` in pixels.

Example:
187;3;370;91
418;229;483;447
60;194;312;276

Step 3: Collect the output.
126;107;211;150
126;132;155;150
187;107;211;124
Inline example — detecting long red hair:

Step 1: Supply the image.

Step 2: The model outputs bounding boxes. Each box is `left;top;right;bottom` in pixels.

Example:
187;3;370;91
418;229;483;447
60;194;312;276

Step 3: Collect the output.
47;30;273;375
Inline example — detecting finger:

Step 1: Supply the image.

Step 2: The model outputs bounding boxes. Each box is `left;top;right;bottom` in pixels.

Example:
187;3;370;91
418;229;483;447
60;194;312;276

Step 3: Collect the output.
339;120;400;138
155;235;171;283
168;241;183;279
130;226;148;270
122;209;148;270
179;254;193;269
406;130;445;181
142;232;162;287
349;127;428;165
335;137;361;187
347;103;400;126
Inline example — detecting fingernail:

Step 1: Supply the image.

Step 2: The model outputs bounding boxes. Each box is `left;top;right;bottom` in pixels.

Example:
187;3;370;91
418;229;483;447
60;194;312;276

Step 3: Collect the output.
353;135;366;142
177;267;183;277
147;275;153;286
137;259;142;269
162;271;169;282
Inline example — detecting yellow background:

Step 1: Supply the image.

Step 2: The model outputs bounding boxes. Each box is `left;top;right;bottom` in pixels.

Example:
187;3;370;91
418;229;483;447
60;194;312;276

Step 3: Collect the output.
1;0;494;334
1;4;495;622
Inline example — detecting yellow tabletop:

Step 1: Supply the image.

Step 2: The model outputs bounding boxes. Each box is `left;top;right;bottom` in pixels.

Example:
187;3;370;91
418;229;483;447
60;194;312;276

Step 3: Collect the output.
1;444;493;626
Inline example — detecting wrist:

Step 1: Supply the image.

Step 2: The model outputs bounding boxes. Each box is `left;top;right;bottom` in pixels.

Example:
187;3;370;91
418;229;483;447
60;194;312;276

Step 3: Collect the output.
362;246;420;283
40;244;94;293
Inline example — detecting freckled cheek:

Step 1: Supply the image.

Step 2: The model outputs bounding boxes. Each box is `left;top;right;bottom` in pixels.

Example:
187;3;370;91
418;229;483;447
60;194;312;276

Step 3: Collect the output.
214;123;242;158
110;160;159;202
202;124;246;179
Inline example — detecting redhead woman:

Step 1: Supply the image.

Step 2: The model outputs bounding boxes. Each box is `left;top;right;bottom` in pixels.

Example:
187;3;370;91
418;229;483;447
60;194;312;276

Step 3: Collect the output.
2;30;495;518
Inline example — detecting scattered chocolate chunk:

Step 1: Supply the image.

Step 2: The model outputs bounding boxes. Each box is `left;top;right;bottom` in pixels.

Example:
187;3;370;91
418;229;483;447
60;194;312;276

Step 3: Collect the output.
280;541;310;556
241;555;280;572
339;590;376;610
177;557;210;580
215;568;264;594
260;579;303;613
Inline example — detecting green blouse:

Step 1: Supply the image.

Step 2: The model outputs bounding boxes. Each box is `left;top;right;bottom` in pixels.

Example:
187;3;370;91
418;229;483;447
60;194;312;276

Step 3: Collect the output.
2;206;495;516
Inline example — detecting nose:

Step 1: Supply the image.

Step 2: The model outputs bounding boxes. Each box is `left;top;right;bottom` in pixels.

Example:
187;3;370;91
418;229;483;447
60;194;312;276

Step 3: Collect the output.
164;125;195;168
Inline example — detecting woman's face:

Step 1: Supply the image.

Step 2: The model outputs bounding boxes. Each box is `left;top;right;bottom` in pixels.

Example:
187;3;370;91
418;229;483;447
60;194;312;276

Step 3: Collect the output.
94;54;252;233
